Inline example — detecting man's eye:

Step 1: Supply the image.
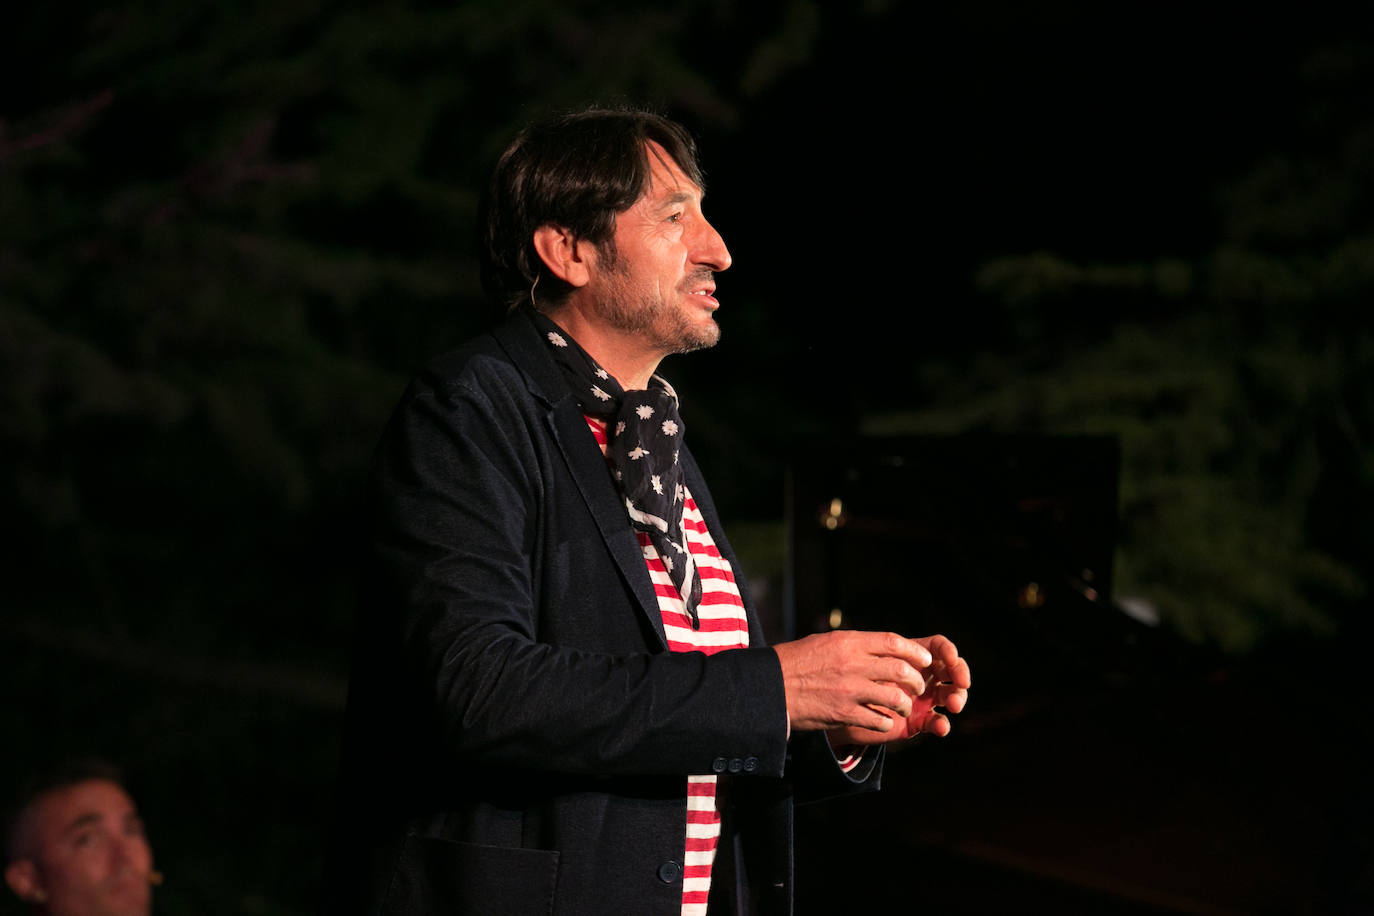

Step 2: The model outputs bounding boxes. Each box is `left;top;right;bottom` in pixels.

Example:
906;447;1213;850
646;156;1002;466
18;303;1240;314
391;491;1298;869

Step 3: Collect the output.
667;213;682;223
74;832;95;848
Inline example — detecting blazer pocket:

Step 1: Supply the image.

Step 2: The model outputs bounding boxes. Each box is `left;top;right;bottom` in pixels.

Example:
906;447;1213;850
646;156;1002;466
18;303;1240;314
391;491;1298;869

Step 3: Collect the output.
380;833;559;916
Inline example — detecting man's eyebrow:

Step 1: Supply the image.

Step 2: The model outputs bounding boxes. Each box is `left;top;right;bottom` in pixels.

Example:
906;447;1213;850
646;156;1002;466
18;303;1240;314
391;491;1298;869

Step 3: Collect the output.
59;812;103;836
656;190;698;209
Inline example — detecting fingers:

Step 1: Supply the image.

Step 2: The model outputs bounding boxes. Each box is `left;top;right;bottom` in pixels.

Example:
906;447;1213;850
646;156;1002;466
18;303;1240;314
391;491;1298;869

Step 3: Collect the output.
945;655;972;690
915;635;963;672
773;630;967;735
913;635;971;692
920;712;951;738
923;657;971;693
774;633;906;732
873;631;934;670
848;632;936;699
859;703;900;732
872;655;926;700
928;683;968;714
923;634;960;664
867;681;917;719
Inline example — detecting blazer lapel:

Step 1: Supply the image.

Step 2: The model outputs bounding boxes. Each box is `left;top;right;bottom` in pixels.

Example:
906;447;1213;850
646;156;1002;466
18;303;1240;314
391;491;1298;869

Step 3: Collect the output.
492;312;670;650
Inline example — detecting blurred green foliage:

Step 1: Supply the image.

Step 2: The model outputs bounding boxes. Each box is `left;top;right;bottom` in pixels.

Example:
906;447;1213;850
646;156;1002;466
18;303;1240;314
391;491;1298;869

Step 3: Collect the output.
866;120;1374;651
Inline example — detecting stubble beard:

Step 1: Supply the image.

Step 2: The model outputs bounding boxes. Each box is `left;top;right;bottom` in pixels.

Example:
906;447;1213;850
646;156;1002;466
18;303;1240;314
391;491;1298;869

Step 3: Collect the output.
593;243;720;355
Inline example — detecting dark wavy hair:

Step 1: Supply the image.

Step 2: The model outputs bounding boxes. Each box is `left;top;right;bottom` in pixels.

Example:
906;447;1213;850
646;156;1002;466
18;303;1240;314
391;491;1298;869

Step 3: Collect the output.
478;106;705;311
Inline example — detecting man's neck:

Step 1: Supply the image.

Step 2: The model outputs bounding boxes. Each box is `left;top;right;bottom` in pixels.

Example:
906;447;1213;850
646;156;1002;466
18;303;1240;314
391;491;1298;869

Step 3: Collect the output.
542;304;662;391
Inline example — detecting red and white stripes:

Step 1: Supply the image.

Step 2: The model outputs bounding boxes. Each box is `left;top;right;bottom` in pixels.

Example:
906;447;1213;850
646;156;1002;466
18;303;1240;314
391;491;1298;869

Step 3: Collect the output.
587;415;751;915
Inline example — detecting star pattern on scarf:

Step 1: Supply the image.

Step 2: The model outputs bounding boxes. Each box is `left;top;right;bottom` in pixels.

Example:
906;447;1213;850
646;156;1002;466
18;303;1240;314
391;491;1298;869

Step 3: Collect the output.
530;308;703;627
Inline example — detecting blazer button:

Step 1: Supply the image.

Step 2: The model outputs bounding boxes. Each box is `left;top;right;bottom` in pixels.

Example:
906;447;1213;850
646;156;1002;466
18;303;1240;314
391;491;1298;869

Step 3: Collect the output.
657;860;683;884
727;758;743;773
711;757;727;773
743;756;759;773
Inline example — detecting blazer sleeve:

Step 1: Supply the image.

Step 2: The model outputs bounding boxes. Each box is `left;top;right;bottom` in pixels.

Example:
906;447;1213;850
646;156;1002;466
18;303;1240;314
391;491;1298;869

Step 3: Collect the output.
679;447;884;799
369;359;791;781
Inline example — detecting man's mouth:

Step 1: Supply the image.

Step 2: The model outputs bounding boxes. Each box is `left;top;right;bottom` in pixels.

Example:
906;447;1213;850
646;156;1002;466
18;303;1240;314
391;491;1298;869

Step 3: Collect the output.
686;286;718;306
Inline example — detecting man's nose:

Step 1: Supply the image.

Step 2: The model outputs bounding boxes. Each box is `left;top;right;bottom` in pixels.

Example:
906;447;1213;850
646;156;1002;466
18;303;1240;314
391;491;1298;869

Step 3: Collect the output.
109;837;133;866
108;834;146;871
693;218;732;272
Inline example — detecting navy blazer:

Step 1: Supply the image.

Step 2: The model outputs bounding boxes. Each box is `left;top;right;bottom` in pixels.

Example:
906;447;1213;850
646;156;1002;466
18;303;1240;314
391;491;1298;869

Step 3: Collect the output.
329;308;880;915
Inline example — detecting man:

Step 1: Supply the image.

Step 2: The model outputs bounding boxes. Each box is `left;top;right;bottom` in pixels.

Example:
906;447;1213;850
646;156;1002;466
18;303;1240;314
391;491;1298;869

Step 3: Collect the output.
332;107;970;915
4;762;158;916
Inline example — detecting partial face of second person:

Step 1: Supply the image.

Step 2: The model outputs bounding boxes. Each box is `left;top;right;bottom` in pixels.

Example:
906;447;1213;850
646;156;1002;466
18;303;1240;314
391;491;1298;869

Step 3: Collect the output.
8;779;153;916
585;141;733;356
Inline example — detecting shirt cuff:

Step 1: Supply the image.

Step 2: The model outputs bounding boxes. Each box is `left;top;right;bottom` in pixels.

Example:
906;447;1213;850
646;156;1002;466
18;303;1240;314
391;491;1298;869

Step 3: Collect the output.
823;732;865;773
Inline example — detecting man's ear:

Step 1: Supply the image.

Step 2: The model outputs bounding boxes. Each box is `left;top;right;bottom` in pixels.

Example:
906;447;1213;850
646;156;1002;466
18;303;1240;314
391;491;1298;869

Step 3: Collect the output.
532;224;594;289
4;859;44;903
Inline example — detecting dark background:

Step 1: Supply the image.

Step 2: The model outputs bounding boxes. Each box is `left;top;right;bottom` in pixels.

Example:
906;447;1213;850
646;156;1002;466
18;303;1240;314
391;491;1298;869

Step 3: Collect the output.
3;2;1371;913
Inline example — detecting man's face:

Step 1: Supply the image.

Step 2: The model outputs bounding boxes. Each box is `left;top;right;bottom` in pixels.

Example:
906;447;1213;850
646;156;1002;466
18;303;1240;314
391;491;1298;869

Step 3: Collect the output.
5;779;153;916
585;141;732;355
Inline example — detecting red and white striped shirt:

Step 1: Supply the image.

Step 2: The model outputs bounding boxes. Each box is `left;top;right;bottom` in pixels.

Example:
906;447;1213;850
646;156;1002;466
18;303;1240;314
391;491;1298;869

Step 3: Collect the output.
586;415;750;915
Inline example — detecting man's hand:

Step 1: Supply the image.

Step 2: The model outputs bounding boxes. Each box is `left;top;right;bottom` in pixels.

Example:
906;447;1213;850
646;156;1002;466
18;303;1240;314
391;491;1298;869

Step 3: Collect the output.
852;635;971;744
772;631;971;748
773;631;935;735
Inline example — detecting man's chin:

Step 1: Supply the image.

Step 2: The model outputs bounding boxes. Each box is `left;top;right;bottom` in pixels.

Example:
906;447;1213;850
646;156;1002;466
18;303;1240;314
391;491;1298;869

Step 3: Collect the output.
671;321;720;355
